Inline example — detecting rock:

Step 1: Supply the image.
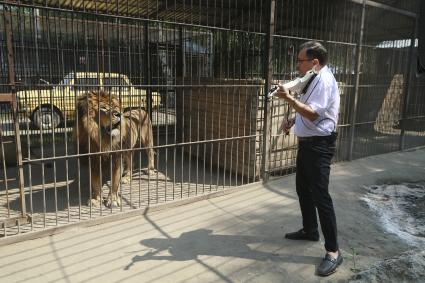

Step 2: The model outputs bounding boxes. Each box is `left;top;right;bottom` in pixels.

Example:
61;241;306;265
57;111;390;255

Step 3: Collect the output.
349;250;425;283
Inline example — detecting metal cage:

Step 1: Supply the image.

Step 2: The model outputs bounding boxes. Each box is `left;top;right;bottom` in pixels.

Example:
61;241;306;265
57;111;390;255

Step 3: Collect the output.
0;0;424;241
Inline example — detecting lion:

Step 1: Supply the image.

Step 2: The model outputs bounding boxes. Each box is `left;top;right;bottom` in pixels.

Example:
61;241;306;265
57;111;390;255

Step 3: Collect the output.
74;91;155;207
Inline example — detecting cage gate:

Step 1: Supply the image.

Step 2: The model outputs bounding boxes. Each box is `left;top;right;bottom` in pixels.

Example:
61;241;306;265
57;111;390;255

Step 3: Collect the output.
1;5;28;236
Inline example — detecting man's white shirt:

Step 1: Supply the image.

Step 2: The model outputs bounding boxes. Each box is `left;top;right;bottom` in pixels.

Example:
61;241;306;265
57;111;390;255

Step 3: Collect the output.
294;65;340;137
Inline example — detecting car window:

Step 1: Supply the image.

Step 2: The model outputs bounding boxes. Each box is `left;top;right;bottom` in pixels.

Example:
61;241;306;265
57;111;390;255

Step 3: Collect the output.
103;77;130;92
73;78;100;92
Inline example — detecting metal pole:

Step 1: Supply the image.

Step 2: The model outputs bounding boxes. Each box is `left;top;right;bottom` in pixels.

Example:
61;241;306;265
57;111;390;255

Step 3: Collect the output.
399;17;418;151
260;0;275;180
176;26;185;143
348;0;366;161
4;6;26;216
144;22;152;119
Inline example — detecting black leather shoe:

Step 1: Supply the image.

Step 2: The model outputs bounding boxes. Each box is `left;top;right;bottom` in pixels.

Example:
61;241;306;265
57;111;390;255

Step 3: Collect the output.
284;229;319;241
316;251;343;276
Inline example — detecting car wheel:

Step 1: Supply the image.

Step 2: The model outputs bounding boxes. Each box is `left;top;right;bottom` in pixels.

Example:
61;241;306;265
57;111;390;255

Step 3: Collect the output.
32;106;62;130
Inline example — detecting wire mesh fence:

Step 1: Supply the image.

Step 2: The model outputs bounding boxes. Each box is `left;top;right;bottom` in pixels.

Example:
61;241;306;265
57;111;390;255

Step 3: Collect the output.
0;0;424;240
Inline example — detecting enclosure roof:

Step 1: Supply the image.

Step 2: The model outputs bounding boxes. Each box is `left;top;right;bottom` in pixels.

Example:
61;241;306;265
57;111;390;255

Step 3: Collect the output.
10;0;420;21
4;0;421;43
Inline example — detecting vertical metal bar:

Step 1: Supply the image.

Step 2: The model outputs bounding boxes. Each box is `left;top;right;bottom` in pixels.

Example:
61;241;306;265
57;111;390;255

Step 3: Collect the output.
246;1;253;183
202;84;206;193
216;65;222;189
39;15;47;228
71;11;82;221
144;21;151;204
0;130;10;217
223;85;229;189
112;15;119;213
4;6;26;217
267;0;276;175
235;32;243;186
164;13;170;201
118;16;124;211
348;0;366;161
260;0;275;180
31;7;47;227
399;17;418;151
87;16;96;217
155;22;159;202
137;20;143;208
58;16;71;224
209;0;216;191
178;26;184;198
145;27;152;120
172;0;177;200
17;4;33;231
227;13;233;188
196;21;202;196
216;1;224;190
195;38;200;196
45;9;59;226
223;3;231;189
229;5;237;187
152;0;159;201
241;86;247;184
209;31;215;192
127;19;133;209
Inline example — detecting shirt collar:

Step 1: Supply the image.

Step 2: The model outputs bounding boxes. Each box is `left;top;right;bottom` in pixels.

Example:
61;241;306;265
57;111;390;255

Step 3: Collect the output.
318;65;328;74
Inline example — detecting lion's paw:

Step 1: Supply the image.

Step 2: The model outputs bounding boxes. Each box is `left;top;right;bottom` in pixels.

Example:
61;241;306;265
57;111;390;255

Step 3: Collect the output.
88;197;101;207
104;194;121;208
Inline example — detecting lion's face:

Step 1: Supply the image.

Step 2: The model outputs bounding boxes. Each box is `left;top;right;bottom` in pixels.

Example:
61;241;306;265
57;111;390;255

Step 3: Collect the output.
98;104;122;137
87;92;123;137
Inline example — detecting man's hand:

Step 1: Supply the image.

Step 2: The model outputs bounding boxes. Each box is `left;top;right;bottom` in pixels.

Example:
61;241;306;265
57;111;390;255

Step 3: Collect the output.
275;84;296;106
282;118;295;135
274;84;290;99
273;83;319;122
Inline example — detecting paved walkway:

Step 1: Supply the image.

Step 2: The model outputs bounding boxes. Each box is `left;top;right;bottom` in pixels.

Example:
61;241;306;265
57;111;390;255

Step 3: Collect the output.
0;148;424;282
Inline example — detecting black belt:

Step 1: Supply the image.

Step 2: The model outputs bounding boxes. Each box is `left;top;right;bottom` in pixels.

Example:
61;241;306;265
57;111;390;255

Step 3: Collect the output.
298;132;337;142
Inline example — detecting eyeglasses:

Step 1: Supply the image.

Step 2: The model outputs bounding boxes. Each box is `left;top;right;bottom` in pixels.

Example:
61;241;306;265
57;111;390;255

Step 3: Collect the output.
297;58;313;63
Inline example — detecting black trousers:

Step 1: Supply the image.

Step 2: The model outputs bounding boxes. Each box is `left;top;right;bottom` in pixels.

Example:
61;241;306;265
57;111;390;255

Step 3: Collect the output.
296;133;338;252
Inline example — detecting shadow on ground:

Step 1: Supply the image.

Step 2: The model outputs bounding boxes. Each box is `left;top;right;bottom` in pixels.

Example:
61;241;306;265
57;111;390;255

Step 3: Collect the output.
125;228;319;270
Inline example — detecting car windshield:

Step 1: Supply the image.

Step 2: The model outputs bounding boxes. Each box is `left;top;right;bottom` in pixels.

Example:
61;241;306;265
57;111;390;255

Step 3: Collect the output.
73;77;101;92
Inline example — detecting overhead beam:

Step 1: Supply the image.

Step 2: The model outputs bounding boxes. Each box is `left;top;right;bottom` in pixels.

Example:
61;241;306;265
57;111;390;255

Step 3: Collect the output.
350;0;417;18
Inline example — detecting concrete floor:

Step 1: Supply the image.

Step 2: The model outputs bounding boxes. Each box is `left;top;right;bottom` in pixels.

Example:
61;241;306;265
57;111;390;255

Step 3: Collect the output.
0;147;424;282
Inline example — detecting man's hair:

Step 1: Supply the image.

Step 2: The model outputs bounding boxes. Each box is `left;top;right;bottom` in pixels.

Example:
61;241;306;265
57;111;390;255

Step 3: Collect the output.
299;41;328;65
